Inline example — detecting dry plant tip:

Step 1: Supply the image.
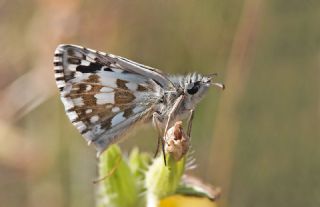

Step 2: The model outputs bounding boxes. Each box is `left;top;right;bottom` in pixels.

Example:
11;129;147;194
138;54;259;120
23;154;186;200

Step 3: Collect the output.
165;121;190;161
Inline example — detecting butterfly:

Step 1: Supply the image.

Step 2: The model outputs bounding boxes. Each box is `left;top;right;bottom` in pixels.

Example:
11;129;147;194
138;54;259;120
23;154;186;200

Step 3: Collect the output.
54;44;224;163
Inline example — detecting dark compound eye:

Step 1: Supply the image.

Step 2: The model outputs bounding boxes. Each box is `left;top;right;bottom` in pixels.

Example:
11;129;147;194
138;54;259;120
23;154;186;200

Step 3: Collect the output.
187;81;201;95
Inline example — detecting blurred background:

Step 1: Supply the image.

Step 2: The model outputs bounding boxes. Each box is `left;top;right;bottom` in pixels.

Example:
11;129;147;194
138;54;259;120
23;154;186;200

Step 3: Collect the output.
0;0;319;206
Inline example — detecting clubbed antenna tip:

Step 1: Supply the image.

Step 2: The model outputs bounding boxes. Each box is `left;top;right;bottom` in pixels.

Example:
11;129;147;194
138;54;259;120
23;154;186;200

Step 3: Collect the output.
213;82;225;90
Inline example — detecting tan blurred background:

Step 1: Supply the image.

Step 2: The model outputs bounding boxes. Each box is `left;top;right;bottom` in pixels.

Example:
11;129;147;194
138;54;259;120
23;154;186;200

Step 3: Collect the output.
0;0;319;206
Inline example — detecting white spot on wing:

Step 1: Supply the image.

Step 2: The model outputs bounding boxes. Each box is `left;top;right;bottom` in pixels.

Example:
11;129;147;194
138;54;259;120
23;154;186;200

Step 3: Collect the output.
55;73;64;78
86;109;93;114
68;64;78;71
86;85;92;91
112;107;120;113
61;97;73;111
67;111;78;121
96;74;118;87
81;59;91;66
125;82;138;91
54;65;63;70
73;97;84;106
56;80;66;87
74;71;83;78
74;121;86;132
54;56;62;62
73;73;90;81
111;112;125;126
90;115;99;123
95;93;114;104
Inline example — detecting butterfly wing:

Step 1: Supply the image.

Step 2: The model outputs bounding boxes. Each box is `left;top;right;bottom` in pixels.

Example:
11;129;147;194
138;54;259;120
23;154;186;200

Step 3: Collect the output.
54;44;172;154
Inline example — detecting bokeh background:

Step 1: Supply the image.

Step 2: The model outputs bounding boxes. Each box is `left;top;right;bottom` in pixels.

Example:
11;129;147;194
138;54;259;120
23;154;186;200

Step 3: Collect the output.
0;0;319;206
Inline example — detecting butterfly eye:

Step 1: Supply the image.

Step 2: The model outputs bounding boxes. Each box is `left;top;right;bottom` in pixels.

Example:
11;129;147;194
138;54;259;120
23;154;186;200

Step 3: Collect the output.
187;81;200;95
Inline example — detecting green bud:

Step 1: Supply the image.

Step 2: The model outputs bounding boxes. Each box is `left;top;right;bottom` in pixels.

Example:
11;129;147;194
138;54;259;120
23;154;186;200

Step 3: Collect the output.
145;154;185;207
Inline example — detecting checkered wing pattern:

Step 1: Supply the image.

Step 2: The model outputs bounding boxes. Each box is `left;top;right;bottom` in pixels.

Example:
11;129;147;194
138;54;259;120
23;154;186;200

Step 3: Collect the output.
54;44;165;154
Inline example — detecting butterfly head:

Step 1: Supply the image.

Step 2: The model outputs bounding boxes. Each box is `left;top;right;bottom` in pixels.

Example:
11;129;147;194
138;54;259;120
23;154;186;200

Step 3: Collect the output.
182;73;225;109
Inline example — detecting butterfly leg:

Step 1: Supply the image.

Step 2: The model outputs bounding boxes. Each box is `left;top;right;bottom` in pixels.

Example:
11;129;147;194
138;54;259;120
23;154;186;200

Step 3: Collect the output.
152;112;163;158
187;109;194;138
163;95;185;139
152;112;167;165
160;95;185;165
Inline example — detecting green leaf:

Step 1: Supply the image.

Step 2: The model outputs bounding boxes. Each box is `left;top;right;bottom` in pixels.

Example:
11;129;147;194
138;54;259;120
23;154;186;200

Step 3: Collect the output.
97;145;139;207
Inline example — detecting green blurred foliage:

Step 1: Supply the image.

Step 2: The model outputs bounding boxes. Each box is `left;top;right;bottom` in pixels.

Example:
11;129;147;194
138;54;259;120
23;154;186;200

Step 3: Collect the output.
0;0;319;207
